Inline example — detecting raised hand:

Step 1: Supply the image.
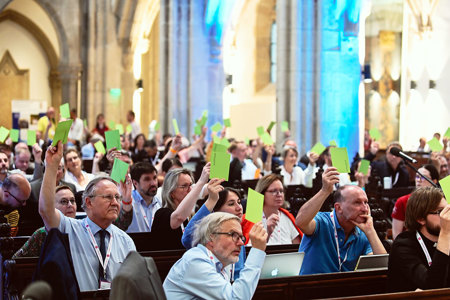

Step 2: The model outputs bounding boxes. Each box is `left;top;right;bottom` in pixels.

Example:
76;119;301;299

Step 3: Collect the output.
308;152;319;166
321;167;340;194
32;143;43;164
249;221;268;251
266;213;280;239
207;178;225;203
45;141;63;168
198;162;211;184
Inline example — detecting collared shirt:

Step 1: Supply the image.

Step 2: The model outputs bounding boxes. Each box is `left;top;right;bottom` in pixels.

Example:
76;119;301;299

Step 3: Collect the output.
126;190;161;233
57;211;136;291
241;159;258;180
299;211;372;275
280;164;315;187
163;244;265;300
63;170;95;192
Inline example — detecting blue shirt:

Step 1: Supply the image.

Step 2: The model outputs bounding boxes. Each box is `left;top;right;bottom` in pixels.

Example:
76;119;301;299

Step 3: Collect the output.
57;211;136;291
181;204;246;279
164;244;265;300
126;190;161;233
299;211;372;275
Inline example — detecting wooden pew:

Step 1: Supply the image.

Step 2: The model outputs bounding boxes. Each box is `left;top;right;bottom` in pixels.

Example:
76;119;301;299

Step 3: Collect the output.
329;287;450;299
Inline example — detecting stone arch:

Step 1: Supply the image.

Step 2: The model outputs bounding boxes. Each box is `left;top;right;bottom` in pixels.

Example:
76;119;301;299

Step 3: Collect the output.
254;0;276;92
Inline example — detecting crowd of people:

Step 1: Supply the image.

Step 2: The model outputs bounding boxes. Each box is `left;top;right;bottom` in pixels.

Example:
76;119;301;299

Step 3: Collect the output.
0;106;449;298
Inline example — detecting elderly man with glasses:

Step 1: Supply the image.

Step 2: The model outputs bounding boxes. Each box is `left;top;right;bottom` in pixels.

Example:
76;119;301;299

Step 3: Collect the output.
164;212;268;300
0;173;31;236
39;141;136;291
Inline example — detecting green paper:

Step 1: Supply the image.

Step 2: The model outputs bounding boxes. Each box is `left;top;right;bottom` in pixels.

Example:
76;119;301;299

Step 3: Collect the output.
267;121;276;132
221;138;231;148
9;129;19;143
172;119;180;135
212;143;228;153
115;124;124;135
256;126;265;137
194;125;202;136
213;135;221;144
126;125;132;133
444;127;450;139
330;147;350;173
281;121;289;132
310;142;326;155
60;103;70;119
110;158;129;183
27;130;36;146
245;137;250;145
105;130;122;150
210;151;231;181
329;140;337;147
261;132;274;145
52;120;73;146
369;128;381;141
428;137;444;152
0;127;9;143
154;121;160;131
109;121;116;129
359;159;370;176
211;122;222;133
440;175;450;204
224;118;231;128
94;141;106;154
83;119;88;128
245;188;264;224
200;115;208;127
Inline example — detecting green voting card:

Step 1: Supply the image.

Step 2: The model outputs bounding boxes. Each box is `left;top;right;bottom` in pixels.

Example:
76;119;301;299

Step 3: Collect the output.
261;132;274;145
213;135;221;144
115;124;124;135
440;175;450;204
256;126;265;137
9;129;19;143
0;127;9;143
27;130;36;146
172;119;180;135
210;151;231;181
444;127;450;139
52;119;73;146
109;121;116;129
267;121;276;132
221;138;231;148
428;137;443;152
330;147;350;173
329;140;337;147
310;142;326;155
281;121;289;132
224;118;231;128
194;125;202;136
83;119;88;128
245;188;264;224
60;103;70;119
126;125;132;133
245;137;250;145
105;130;122;150
110;158;129;183
359;159;370;176
212;143;228;153
154;121;160;131
369;128;381;141
94;141;106;154
211;122;222;133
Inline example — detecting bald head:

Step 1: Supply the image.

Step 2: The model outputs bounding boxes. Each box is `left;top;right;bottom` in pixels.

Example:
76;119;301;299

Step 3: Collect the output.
2;173;31;208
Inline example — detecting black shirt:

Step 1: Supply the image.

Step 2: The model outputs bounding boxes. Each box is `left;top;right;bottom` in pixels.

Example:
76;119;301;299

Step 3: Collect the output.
151;207;188;250
365;153;410;187
388;230;450;292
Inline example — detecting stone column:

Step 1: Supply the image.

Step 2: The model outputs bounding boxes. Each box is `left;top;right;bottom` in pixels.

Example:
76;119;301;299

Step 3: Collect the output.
59;64;81;108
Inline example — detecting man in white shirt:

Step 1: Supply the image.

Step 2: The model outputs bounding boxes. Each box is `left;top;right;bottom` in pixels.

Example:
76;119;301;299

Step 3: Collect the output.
127;110;141;140
68;108;85;147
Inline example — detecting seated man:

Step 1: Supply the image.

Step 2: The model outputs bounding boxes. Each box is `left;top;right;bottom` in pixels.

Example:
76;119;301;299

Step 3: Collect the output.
39;141;136;291
164;213;267;299
296;168;387;275
388;187;450;292
0;173;31;236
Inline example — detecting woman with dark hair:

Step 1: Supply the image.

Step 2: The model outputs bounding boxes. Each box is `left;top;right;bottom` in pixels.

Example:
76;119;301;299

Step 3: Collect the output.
130;133;148;163
242;174;302;245
91;113;109;139
182;178;245;279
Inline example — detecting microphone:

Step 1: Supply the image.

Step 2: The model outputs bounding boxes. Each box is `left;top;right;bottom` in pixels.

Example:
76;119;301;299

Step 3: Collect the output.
22;281;52;300
390;147;417;164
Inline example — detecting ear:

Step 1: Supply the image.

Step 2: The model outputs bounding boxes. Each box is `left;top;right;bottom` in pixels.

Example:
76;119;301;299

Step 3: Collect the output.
417;218;426;226
334;202;342;214
132;179;138;188
85;197;94;209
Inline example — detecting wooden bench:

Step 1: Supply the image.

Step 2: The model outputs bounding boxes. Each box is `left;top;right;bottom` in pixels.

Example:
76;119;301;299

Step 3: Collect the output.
329;287;450;299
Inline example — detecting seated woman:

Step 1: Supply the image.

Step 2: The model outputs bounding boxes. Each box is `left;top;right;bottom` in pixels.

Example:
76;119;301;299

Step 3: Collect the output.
243;174;302;245
151;163;210;250
14;177;134;258
63;149;95;192
280;147;315;187
182;178;245;279
131;133;148;163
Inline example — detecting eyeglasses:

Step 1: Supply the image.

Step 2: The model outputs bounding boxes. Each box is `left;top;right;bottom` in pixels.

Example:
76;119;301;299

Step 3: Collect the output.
177;184;193;190
429;209;443;215
58;198;76;206
415;175;431;182
4;190;26;206
91;194;122;203
266;189;284;196
213;231;246;244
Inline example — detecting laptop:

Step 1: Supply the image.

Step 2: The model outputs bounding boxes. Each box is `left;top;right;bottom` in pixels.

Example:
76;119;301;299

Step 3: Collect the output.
354;254;389;271
260;252;304;279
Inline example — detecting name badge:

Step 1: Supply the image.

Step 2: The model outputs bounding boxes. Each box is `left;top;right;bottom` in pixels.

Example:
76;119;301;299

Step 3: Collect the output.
99;280;111;290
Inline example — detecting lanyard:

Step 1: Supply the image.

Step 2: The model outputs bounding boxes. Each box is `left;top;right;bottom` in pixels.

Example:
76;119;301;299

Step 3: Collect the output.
393;172;400;186
416;231;432;266
85;220;113;279
180;222;185;233
206;249;234;282
330;211;350;271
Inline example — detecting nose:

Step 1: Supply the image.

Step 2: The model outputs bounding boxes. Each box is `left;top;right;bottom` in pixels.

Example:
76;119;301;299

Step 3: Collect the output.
236;238;244;246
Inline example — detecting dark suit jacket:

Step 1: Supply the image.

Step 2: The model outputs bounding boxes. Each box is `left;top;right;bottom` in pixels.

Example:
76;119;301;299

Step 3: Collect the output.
33;228;80;300
110;251;166;300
